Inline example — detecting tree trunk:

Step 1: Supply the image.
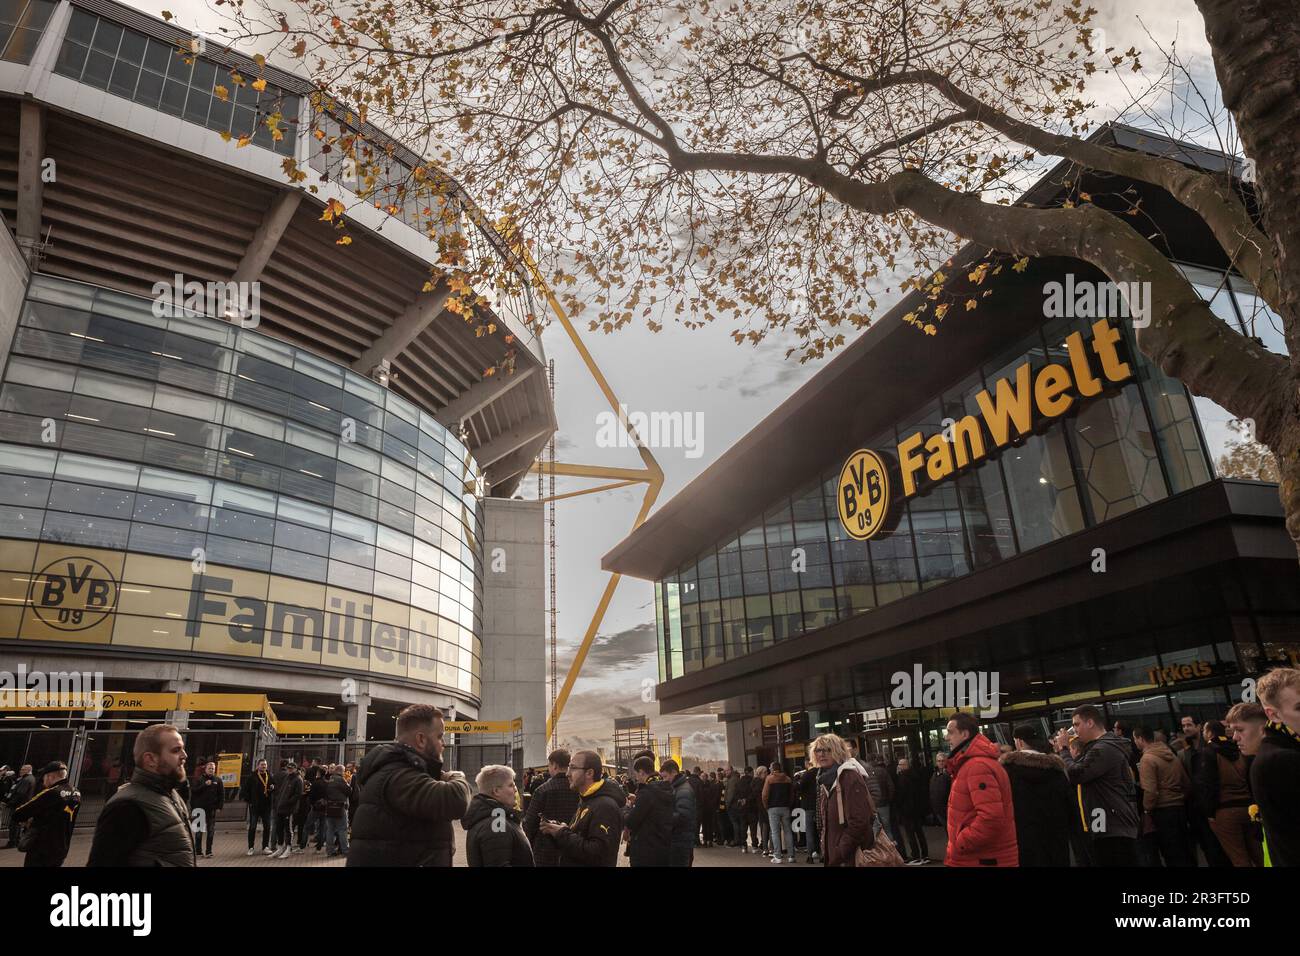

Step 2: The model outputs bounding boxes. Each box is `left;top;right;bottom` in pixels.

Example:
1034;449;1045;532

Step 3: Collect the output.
1198;0;1300;557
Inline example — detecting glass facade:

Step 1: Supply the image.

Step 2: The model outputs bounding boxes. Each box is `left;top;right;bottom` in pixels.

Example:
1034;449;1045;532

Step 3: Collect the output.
0;0;55;63
654;266;1276;681
52;7;298;156
0;275;484;696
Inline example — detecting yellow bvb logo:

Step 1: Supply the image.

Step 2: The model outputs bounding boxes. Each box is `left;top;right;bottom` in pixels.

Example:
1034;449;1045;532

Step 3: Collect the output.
837;449;890;542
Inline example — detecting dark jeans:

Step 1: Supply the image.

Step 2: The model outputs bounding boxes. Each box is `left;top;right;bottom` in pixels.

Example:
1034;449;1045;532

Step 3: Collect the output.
1189;811;1231;867
1091;836;1138;866
701;809;718;845
194;810;216;854
247;806;271;850
727;807;746;845
901;816;929;860
1150;807;1197;867
718;808;735;844
299;809;323;849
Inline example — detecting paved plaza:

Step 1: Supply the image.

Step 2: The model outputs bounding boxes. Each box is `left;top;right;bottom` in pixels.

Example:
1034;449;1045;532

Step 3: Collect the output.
0;822;947;868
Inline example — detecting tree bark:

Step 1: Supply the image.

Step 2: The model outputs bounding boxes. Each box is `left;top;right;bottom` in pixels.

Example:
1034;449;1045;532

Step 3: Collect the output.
1197;0;1300;552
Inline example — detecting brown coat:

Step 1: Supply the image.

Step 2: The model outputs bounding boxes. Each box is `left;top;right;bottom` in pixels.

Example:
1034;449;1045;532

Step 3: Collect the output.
816;762;876;867
1138;741;1191;811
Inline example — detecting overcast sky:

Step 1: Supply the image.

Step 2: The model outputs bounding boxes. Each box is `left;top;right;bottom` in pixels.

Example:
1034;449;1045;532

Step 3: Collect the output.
127;0;1220;760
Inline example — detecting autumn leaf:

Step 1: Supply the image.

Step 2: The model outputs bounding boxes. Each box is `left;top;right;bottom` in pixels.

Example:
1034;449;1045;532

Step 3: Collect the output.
235;135;252;148
252;78;268;93
321;198;346;222
336;235;352;246
965;299;978;311
161;9;173;20
213;85;229;102
219;131;232;142
1012;257;1030;272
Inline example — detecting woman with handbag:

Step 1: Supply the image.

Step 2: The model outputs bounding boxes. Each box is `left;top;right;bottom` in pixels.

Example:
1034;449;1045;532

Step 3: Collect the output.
813;734;905;867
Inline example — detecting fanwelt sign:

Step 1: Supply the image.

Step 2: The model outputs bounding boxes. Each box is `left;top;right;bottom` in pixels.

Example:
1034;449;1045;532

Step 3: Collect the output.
837;317;1135;541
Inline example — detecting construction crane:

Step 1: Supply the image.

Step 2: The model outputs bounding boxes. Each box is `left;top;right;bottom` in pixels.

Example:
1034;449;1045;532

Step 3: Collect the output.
491;221;664;745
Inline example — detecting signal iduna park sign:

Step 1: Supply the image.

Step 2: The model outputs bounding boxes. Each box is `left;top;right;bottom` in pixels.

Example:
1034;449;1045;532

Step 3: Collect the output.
838;317;1135;541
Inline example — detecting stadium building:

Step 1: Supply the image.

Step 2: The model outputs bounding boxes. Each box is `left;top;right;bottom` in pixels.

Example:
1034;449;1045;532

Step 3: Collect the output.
605;126;1300;770
0;0;553;807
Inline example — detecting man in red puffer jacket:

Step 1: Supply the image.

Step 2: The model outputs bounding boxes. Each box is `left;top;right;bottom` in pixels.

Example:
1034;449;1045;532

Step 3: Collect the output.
943;713;1018;867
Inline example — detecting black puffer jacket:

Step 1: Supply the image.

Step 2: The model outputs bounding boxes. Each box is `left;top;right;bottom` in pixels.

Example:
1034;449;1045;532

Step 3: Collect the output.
624;779;671;866
521;771;582;865
555;777;625;867
273;773;303;815
1250;722;1300;867
346;743;471;867
1000;749;1075;867
1062;732;1140;840
462;793;535;867
668;773;698;865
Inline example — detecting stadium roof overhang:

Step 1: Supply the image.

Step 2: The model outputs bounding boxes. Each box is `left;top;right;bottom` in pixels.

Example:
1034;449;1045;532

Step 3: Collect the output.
0;0;556;497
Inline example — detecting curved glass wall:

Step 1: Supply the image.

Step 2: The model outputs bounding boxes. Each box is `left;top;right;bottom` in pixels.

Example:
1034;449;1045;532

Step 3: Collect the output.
0;275;484;697
655;279;1242;681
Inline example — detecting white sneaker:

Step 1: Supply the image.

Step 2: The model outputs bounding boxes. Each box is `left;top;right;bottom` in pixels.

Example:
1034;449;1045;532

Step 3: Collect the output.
246;848;255;856
785;856;796;863
278;847;291;859
263;847;274;855
769;856;782;864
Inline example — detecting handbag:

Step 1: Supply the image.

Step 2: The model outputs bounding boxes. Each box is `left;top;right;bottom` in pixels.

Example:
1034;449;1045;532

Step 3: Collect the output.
836;786;905;867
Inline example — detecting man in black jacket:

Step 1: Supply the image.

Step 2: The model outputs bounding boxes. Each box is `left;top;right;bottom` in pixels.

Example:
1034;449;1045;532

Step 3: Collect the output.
190;760;225;859
522;749;581;866
348;704;470;867
623;756;670;866
319;766;353;858
1253;667;1300;867
271;763;302;859
4;764;34;848
241;758;275;856
540;750;623;866
662;759;697;866
87;724;196;867
12;761;79;867
1001;725;1075;867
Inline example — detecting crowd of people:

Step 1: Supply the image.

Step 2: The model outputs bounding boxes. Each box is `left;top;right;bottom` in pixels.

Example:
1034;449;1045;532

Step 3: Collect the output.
0;666;1295;868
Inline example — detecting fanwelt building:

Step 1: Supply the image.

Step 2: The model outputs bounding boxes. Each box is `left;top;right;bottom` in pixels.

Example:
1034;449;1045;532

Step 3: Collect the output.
0;0;553;795
605;126;1300;770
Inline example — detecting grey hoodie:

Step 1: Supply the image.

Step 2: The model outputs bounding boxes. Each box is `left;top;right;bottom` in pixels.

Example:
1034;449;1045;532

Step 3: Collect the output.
1062;732;1140;840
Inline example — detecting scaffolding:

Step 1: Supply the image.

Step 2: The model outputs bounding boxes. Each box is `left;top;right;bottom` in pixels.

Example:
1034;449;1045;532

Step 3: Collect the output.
546;360;557;755
613;714;656;773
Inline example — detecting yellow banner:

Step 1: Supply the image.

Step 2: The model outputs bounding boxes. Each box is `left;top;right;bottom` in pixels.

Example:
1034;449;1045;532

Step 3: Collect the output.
0;691;177;711
273;720;341;735
0;539;477;693
217;753;243;788
179;693;268;712
445;720;515;734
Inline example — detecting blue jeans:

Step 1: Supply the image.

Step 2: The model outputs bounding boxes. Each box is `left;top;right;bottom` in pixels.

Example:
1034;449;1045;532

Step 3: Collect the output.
324;815;349;856
767;807;794;857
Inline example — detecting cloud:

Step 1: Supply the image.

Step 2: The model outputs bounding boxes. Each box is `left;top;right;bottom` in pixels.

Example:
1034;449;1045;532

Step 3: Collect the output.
561;622;657;674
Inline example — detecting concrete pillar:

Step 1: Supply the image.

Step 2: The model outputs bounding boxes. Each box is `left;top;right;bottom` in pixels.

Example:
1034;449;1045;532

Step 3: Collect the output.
16;101;45;269
344;686;371;762
726;720;745;769
164;675;199;732
0;215;31;362
480;498;546;767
